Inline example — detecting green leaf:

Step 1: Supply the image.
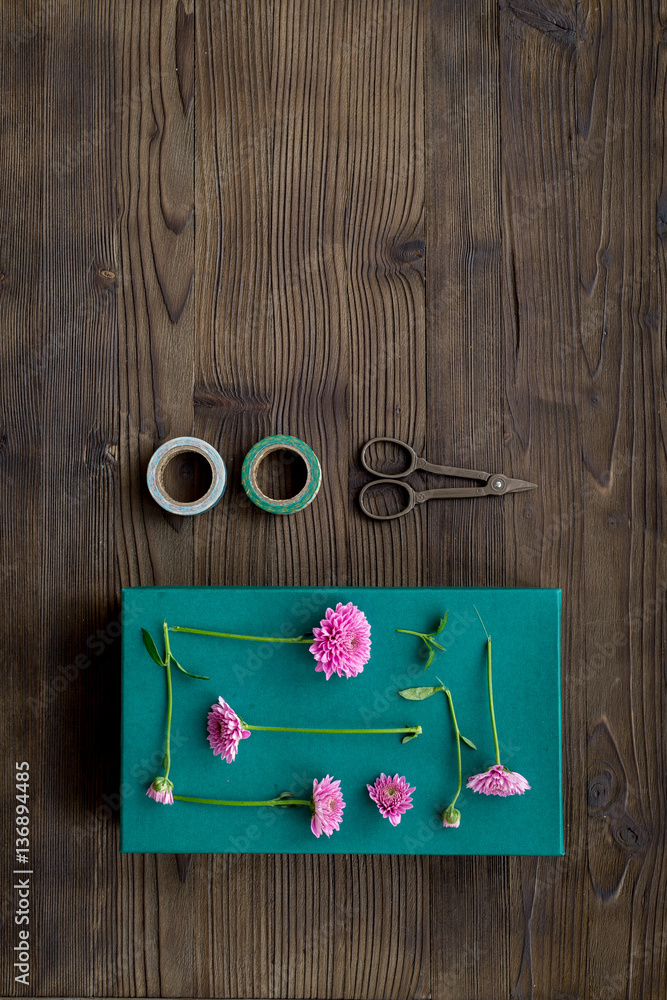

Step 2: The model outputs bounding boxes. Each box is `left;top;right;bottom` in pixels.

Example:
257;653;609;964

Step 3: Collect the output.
161;752;168;768
275;791;298;806
398;685;444;700
170;656;209;681
460;734;477;750
423;649;435;671
432;611;449;636
427;639;445;652
142;628;164;666
401;733;419;743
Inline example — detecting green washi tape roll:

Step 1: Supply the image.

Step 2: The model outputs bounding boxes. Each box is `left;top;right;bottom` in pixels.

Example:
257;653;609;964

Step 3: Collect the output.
241;435;322;514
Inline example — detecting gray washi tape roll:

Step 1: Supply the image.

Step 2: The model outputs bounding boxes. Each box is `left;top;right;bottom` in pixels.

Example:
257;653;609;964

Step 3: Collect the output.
146;436;227;516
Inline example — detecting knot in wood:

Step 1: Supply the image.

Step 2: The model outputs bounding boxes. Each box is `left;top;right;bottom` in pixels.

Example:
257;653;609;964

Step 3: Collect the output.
393;239;425;263
613;819;648;852
587;767;615;811
96;268;117;291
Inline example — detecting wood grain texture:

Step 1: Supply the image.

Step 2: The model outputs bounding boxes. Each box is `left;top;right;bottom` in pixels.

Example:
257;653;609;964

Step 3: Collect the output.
0;0;120;995
425;4;513;997
1;0;665;997
497;5;584;998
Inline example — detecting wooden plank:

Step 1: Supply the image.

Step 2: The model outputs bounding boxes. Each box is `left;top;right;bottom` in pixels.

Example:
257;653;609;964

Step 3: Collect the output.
193;1;429;998
0;0;121;996
344;0;428;590
425;2;514;998
495;1;665;998
497;4;583;998
575;2;667;998
0;1;45;994
2;0;122;995
114;0;196;995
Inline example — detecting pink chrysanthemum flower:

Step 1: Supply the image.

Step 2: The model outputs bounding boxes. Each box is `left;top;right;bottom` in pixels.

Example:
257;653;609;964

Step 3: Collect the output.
146;776;174;805
311;775;345;837
442;804;461;828
466;764;530;797
207;696;251;763
309;602;371;679
367;773;416;826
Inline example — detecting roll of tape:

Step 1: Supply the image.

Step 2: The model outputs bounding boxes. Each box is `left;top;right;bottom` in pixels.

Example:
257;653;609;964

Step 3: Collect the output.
146;437;227;516
241;435;322;514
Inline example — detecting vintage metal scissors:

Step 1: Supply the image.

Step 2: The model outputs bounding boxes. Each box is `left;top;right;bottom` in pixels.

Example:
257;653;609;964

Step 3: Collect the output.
359;437;537;520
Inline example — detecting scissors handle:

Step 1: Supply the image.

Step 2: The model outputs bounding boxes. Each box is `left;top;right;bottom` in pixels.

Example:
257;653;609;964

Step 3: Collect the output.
360;437;489;482
360;438;419;478
358;475;526;519
358;481;490;520
358;479;416;520
424;462;489;481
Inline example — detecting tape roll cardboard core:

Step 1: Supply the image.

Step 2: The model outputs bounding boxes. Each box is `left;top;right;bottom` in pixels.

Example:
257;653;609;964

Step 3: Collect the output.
147;437;227;516
241;435;321;514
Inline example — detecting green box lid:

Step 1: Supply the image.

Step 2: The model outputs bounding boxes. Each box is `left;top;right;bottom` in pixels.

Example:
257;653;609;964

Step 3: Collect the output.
121;586;563;856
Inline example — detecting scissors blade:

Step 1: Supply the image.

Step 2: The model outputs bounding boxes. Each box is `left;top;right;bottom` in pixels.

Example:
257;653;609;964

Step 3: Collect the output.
502;477;538;494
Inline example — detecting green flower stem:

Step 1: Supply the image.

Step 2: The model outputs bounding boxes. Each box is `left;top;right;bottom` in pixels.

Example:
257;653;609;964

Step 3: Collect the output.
162;621;173;780
486;637;501;766
244;724;422;736
444;688;462;807
169;626;312;643
173;795;311;807
396;619;446;671
396;628;441;649
473;606;501;767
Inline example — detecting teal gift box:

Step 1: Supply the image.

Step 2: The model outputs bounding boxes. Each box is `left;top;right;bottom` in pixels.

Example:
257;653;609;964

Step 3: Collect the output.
120;586;563;856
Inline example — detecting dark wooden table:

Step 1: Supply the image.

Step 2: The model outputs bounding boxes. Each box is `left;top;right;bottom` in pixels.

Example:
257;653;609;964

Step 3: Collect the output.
2;1;665;997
